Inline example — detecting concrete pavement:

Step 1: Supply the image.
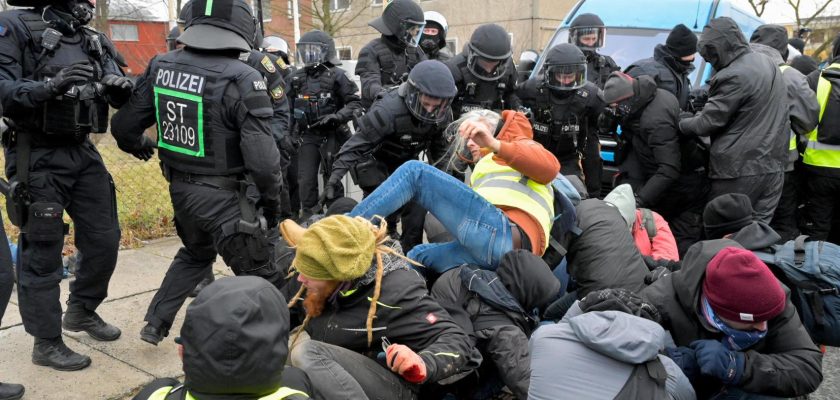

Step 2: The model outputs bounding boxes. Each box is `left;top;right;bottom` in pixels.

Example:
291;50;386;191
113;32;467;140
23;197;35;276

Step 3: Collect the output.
0;235;837;399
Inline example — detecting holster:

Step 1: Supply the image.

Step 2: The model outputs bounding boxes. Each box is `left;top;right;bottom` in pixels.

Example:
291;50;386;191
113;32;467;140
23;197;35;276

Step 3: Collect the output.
350;156;388;188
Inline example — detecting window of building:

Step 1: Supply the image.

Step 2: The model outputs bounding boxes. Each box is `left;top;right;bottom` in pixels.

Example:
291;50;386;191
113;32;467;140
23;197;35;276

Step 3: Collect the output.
371;0;383;5
337;46;353;60
330;0;350;11
253;0;272;21
110;24;139;42
446;38;458;54
287;0;293;18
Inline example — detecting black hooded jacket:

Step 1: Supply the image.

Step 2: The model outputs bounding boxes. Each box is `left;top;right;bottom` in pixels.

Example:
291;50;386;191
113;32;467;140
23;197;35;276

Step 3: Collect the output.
626;44;694;110
679;17;788;179
616;75;682;207
640;240;822;399
429;250;561;400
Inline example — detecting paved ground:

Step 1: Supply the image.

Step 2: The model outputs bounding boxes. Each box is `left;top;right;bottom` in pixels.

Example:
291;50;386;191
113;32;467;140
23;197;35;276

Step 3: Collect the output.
1;235;836;399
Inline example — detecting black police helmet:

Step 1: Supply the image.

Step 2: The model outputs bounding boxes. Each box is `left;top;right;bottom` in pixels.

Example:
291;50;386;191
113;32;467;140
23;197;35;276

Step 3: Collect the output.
570;13;605;29
542;43;588;90
369;0;425;47
297;29;341;66
467;24;512;82
178;0;257;52
569;13;607;50
400;60;457;123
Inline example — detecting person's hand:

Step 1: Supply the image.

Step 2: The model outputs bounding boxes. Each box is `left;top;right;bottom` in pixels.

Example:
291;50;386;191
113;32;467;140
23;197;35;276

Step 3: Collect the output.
665;346;700;382
386;343;427;384
130;135;156;161
46;63;95;95
259;197;283;228
690;340;745;385
311;113;341;128
459;119;500;152
101;74;134;91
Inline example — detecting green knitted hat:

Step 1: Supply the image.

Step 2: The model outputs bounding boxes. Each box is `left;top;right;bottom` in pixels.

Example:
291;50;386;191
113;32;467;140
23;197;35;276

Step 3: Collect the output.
286;215;376;281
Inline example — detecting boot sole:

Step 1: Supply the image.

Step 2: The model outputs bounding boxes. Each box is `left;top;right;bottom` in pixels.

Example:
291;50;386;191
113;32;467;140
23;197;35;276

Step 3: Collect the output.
32;356;91;371
62;323;122;342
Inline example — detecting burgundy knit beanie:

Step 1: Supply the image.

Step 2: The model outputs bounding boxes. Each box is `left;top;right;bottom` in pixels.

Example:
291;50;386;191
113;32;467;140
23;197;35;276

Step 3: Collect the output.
703;247;786;323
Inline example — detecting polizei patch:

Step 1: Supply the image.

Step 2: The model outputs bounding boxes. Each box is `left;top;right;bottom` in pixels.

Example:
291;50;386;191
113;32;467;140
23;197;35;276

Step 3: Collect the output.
155;68;206;95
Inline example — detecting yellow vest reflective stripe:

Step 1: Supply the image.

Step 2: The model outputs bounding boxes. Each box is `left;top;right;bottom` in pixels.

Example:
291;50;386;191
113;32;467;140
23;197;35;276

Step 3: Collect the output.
470;154;554;251
147;385;308;400
780;65;798;151
803;63;840;168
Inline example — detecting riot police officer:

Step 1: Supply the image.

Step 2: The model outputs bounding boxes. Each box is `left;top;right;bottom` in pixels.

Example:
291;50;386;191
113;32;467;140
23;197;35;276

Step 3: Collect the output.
518;44;603;183
447;24;521;120
288;30;361;219
0;0;131;370
263;35;294;81
356;0;427;109
327;60;456;251
111;0;285;345
420;11;453;62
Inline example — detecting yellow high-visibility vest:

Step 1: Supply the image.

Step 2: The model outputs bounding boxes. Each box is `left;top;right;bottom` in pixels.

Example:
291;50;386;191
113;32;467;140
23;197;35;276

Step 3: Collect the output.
147;385;307;400
803;63;840;169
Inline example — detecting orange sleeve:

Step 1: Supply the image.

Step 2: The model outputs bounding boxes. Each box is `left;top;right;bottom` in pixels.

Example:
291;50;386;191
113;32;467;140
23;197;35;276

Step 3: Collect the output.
492;111;561;184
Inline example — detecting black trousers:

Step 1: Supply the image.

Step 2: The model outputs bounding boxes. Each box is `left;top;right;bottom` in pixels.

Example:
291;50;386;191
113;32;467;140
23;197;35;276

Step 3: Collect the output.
0;213;14;326
361;157;426;252
708;172;784;224
297;130;349;211
4;142;120;338
800;172;840;244
144;179;283;330
581;131;603;198
770;171;800;243
279;145;300;219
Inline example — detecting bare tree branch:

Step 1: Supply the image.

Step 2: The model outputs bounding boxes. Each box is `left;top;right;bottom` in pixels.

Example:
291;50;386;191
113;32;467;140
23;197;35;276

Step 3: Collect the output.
746;0;770;17
803;0;836;27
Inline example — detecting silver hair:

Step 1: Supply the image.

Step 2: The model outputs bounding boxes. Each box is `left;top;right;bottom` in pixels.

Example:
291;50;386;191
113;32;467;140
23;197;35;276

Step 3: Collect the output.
439;109;502;173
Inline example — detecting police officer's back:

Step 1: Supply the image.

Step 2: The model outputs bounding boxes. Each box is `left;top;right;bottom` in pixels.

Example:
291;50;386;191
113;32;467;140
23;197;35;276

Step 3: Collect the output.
263;35;294;81
446;24;521;120
111;0;285;346
518;44;602;182
355;0;426;109
0;0;132;371
287;30;361;217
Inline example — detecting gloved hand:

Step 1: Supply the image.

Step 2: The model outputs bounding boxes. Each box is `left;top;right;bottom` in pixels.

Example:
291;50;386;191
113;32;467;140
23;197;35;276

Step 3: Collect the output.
665;346;700;382
324;176;341;201
597;111;618;135
311;113;341;128
259;197;283;228
101;74;134;91
386;343;427;384
45;63;95;96
130;135;156;161
690;340;746;385
645;266;671;284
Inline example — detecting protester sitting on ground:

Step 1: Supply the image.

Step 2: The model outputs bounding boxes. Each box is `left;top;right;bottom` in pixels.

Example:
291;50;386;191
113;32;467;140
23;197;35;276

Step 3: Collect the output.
703;193;781;250
348;109;560;273
529;288;696;400
279;215;479;400
605;184;680;263
429;250;562;399
641;241;823;399
131;277;312;400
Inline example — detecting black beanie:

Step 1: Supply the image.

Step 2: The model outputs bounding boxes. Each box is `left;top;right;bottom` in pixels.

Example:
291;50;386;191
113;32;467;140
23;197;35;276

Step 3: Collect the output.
666;24;698;57
790;55;818;76
703;193;755;239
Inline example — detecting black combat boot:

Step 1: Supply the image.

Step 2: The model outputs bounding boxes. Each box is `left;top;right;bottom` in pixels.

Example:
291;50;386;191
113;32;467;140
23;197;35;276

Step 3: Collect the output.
32;337;91;371
62;301;122;341
0;383;24;400
140;323;169;346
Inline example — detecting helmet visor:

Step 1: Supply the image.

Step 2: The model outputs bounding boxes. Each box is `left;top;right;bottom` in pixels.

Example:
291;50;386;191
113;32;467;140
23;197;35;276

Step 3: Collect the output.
569;26;606;50
545;63;587;90
400;20;425;47
405;84;452;124
467;52;508;82
296;42;327;66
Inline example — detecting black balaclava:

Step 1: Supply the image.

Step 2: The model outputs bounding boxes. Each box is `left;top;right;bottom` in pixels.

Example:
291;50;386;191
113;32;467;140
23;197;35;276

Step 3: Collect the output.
419;21;443;55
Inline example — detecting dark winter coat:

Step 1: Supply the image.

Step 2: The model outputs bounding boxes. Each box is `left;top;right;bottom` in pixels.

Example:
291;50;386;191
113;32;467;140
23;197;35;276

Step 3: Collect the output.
430;250;561;400
640;239;823;399
626;44;694;110
679;18;788;179
566;199;650;299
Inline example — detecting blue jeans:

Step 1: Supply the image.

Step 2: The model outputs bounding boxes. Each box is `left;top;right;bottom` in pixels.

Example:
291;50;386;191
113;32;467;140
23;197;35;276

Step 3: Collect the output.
350;160;513;273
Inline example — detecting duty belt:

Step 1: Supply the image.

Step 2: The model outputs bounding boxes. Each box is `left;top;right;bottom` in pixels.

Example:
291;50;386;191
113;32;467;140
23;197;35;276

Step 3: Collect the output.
167;169;241;191
2;129;88;148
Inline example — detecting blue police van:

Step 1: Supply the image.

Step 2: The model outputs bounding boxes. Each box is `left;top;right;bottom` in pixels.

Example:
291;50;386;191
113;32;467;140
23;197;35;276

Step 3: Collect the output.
532;0;765;195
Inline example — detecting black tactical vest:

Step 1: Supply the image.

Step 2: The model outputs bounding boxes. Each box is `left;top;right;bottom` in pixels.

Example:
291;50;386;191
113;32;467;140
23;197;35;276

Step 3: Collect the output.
370;38;422;86
452;61;508;119
152;50;264;176
289;66;339;123
372;91;443;161
531;87;591;160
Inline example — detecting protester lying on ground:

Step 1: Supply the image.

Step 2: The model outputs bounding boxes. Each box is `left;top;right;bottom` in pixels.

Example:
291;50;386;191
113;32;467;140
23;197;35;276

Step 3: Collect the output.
132;277;311;400
605;184;680;263
529;288;696;400
348;109;560;273
641;241;823;399
429;250;562;399
279;215;480;400
703;193;781;250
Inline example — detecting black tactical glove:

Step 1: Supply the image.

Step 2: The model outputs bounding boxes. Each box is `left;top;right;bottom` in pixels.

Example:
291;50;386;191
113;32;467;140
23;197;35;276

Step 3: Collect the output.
45;63;95;96
597;111;618;135
324;175;341;201
130;135;156;161
101;74;134;93
311;113;341;128
258;197;283;228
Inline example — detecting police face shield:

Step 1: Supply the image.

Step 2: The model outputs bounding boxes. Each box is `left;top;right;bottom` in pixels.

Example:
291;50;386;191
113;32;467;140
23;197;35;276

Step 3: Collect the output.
569;26;606;50
296;42;327;67
467;52;508;82
405;85;452;124
545;63;587;90
400;20;425;48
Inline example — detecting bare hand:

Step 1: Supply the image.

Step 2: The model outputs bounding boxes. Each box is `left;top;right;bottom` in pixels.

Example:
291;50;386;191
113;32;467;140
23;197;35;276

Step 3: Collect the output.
458;119;500;153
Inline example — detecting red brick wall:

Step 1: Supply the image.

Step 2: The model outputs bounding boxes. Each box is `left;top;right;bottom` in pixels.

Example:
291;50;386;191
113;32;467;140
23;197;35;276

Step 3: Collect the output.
263;0;314;55
109;20;169;76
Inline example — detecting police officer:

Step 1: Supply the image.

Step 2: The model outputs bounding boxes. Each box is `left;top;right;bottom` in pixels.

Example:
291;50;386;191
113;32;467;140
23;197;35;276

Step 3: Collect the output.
517;44;602;183
569;13;618;197
0;0;131;370
517;49;539;83
288;30;361;219
446;24;521;120
263;35;294;81
420;11;453;62
111;0;285;345
327;60;456;251
356;0;426;109
166;26;181;51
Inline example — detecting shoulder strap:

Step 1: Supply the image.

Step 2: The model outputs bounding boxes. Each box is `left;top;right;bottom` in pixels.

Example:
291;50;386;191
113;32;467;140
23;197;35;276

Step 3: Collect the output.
640;208;656;241
163;384;188;400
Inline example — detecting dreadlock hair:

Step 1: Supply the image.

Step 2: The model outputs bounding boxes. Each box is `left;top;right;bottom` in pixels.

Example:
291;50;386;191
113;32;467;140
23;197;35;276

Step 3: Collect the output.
287;216;423;348
438;109;502;174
